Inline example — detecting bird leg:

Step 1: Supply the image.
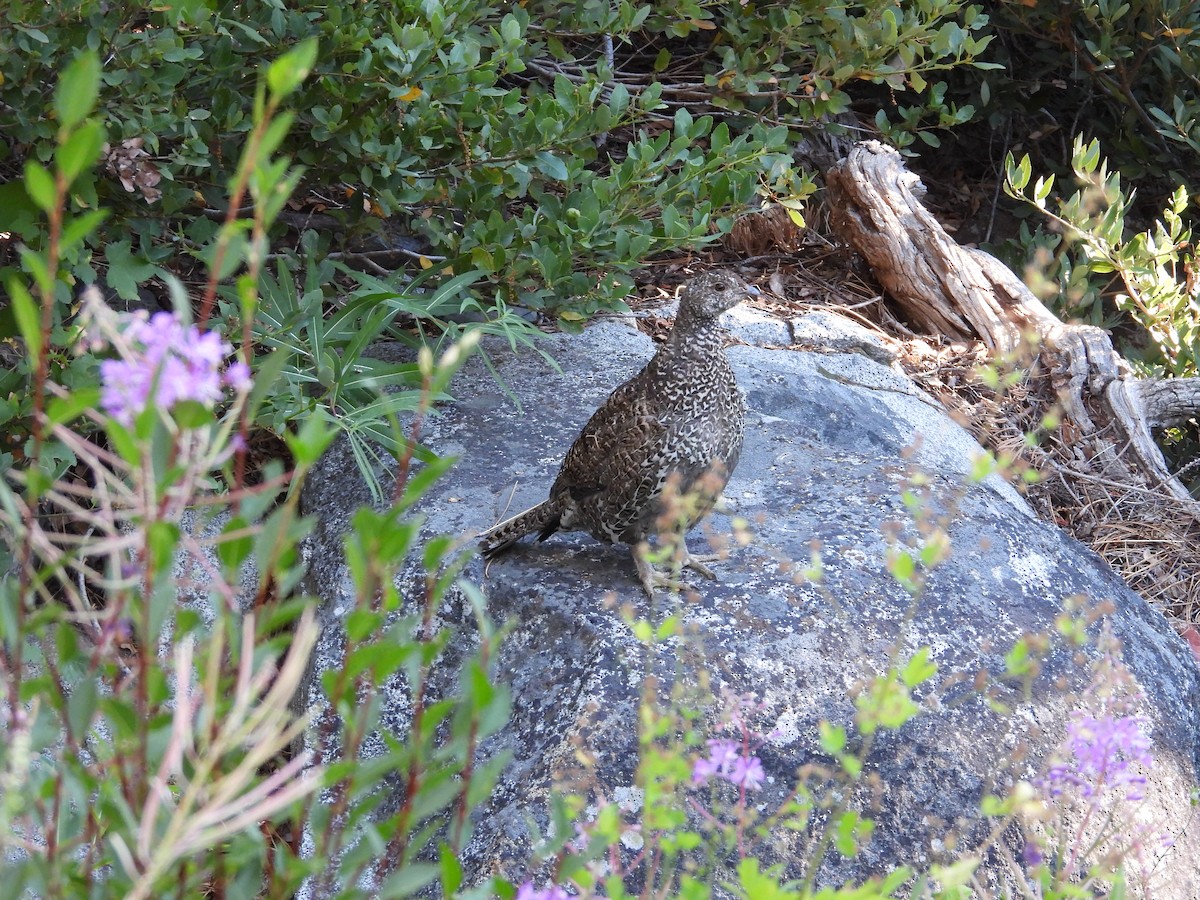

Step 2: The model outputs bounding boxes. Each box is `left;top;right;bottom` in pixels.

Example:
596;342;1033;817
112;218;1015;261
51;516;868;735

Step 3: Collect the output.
632;544;721;598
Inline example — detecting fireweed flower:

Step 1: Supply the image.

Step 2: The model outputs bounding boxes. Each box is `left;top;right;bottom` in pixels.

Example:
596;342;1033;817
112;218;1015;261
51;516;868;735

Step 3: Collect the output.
1042;711;1153;801
692;691;774;791
97;310;250;425
691;738;738;785
728;754;766;790
692;737;764;790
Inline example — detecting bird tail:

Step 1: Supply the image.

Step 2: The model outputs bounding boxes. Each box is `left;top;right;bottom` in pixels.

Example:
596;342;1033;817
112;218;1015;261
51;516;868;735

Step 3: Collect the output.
478;498;563;559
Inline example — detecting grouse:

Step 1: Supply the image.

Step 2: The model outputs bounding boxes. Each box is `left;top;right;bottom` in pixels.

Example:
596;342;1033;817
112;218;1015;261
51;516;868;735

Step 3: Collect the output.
478;271;759;596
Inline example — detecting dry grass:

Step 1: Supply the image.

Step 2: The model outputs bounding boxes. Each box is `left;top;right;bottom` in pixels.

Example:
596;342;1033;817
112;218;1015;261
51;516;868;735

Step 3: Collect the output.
902;339;1200;630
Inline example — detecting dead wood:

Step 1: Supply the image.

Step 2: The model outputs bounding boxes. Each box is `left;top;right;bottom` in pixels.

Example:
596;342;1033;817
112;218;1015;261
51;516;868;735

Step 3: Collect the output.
826;140;1200;620
1134;378;1200;429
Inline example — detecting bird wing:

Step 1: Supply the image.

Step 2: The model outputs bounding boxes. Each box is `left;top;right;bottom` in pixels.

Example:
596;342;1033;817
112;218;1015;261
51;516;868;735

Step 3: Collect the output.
551;372;666;510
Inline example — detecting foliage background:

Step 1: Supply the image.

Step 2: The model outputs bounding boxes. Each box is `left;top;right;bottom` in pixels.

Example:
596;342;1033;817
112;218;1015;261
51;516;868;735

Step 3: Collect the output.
4;1;1195;357
0;0;998;311
1;0;1198;897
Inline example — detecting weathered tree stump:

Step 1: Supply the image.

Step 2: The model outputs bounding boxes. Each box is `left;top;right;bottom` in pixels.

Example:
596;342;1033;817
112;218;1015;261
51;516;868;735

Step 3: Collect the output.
826;141;1200;513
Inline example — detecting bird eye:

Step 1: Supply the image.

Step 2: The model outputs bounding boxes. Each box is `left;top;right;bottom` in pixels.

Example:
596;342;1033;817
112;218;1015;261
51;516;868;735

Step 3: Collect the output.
712;280;728;291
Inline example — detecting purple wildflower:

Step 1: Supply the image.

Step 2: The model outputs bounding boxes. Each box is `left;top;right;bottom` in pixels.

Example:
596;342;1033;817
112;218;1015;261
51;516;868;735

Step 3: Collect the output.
691;756;719;785
691;737;764;791
515;882;572;900
223;360;253;392
98;311;250;425
708;738;740;769
729;755;766;790
692;738;738;785
1042;711;1153;801
1022;841;1044;867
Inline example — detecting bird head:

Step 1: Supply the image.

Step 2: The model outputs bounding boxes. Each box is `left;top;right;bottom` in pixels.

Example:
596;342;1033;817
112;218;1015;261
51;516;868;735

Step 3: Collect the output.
678;271;761;320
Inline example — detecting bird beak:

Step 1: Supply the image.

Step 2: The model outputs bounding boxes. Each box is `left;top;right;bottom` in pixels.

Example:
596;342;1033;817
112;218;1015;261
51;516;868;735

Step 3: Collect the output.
746;284;762;298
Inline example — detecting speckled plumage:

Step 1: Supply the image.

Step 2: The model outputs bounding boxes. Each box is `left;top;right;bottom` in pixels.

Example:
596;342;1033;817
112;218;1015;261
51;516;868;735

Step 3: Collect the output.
479;272;758;595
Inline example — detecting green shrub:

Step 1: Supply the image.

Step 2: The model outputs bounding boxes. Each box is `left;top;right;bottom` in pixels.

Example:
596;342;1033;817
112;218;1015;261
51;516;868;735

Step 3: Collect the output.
942;0;1200;200
0;0;1011;477
1004;136;1198;378
2;0;998;317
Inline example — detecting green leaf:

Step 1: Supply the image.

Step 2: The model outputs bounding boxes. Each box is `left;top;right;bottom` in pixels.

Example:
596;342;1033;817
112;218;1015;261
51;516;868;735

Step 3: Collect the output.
56;120;106;184
1033;174;1055;203
17;245;54;298
421;534;454;572
900;647;937;688
171;399;213;429
1076;137;1102;174
674;106;693;135
244;346;288;419
654;615;679;641
67;676;99;739
401;454;457;509
345;608;384;642
408;773;461;823
255;112;295;163
55;51;102;129
889;549;915;584
146;520;180;574
284;412;337;467
818;721;846;754
6;278;42;368
499;14;521;43
104;418;139;467
1109;868;1128;900
533;150;568;181
833;810;874;859
881;8;899;45
856;676;918;734
735;858;798;899
217;515;255;572
104;240;157;300
379;863;439;898
0;182;41;239
266;37;319;99
60;209;109;255
1005;153;1031;192
438;844;463;895
662;203;681;236
343;641;407;682
932;856;980;891
24;161;57;213
46;388;102;426
1004;637;1036;678
55;616;80;663
18;26;50;43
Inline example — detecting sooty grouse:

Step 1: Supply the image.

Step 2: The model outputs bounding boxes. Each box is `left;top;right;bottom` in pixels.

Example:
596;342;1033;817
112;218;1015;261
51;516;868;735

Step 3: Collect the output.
478;271;759;596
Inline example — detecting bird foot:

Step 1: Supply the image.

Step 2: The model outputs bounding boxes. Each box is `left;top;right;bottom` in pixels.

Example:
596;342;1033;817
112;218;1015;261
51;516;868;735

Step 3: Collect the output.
682;550;729;579
632;546;724;598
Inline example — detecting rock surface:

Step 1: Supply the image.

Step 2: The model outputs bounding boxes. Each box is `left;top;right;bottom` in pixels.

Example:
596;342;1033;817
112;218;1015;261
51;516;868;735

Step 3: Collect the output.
300;309;1200;894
